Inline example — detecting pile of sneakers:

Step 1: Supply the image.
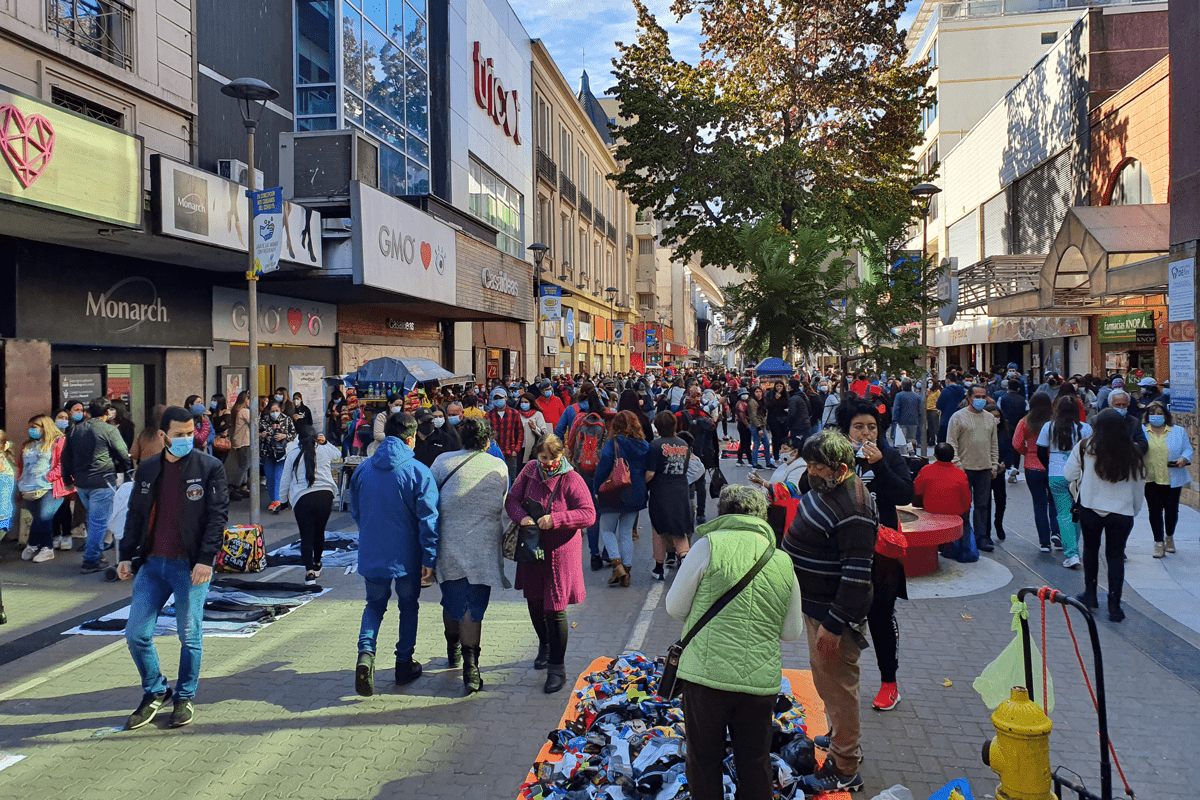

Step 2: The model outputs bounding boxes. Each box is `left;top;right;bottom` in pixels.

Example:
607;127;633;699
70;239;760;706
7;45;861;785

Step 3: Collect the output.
519;653;818;800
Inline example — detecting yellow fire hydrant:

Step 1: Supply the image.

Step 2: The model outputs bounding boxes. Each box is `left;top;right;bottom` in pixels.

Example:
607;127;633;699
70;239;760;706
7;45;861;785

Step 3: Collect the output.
981;686;1057;800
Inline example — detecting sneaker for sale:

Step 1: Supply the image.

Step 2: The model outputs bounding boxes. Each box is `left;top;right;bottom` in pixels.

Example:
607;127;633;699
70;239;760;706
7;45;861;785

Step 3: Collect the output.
32;547;55;563
126;686;173;730
872;682;901;711
1063;555;1081;569
169;699;194;728
21;545;37;561
800;758;864;795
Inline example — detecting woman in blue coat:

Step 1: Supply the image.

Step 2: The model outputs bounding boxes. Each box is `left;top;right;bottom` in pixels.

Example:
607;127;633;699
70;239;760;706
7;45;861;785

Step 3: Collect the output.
592;410;651;587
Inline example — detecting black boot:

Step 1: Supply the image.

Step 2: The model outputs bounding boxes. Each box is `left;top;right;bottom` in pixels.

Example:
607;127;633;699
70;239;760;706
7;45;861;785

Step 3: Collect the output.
1108;592;1125;623
394;659;423;685
444;611;462;667
533;641;550;670
462;646;483;694
544;664;567;694
1075;584;1098;610
355;652;375;697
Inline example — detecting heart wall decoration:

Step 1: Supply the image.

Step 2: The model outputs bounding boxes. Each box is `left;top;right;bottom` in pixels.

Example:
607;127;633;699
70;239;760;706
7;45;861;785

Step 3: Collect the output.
0;104;56;189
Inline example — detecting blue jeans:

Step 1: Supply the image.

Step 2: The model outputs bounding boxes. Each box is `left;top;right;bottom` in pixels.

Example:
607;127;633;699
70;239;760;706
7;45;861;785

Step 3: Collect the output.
25;493;63;549
358;573;422;661
750;426;770;466
599;510;638;567
75;485;114;564
439;578;492;622
1025;468;1060;547
263;458;285;503
125;556;210;700
586;520;602;557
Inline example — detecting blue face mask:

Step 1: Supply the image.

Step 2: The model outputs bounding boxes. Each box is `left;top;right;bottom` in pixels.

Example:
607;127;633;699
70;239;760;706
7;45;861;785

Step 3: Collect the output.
28;427;41;440
1115;407;1128;417
71;412;84;423
520;402;530;411
167;436;193;458
543;390;552;398
191;404;206;416
55;419;69;430
972;398;987;411
578;401;589;412
210;401;219;410
492;398;507;410
1148;414;1165;427
448;415;461;426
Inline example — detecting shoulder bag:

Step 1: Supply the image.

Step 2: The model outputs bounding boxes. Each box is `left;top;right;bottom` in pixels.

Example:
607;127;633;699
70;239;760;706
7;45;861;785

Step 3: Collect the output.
1069;441;1087;521
656;543;776;699
598;439;633;499
503;473;565;562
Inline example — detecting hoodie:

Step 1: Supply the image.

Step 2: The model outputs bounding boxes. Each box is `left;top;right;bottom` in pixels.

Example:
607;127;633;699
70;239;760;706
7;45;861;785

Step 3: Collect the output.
349;437;439;581
591;435;652;514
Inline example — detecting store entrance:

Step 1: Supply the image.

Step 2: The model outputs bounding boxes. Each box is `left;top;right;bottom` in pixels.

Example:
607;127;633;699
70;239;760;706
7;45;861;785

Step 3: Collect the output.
52;347;164;444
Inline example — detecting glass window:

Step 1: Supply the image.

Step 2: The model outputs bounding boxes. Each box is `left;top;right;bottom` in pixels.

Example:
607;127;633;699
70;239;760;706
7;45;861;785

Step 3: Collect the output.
342;3;363;94
387;0;403;38
407;0;424;19
468;159;523;256
366;106;404;148
296;85;336;115
405;3;427;68
1110;160;1153;206
297;0;336;84
297;116;337;131
379;144;407;196
405;58;428;141
363;21;392;109
344;90;363;125
407;135;429;166
363;0;386;30
407;158;430;194
561;215;572;270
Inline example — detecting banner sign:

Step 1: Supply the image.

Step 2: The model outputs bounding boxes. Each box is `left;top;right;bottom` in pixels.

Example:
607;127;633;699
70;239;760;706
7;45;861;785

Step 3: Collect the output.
565;308;575;347
1169;342;1196;414
1169;258;1195;323
288;366;327;434
613;321;625;344
539;285;562;321
351;181;457;305
251;187;285;275
1097;311;1155;343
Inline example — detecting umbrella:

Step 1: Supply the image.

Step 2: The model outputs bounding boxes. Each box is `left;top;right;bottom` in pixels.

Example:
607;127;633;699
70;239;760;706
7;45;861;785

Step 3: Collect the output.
755;357;794;377
343;357;474;392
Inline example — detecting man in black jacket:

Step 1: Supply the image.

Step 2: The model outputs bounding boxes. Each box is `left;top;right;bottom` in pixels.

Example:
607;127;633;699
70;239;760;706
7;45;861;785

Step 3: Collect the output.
787;384;813;446
118;406;229;731
61;397;133;573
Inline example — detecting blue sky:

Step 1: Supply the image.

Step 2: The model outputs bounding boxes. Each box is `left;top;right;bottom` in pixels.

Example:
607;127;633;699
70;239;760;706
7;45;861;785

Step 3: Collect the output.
511;0;921;96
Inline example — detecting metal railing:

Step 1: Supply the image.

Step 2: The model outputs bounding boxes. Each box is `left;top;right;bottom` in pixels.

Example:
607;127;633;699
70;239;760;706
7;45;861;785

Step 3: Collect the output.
560;174;576;206
536;148;557;189
580;194;593;223
607;222;617;243
626;233;634;250
956;254;1043;311
47;1;134;71
593;209;606;233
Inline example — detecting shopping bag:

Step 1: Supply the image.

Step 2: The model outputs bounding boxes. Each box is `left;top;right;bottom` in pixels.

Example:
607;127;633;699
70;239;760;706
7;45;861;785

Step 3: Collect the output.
106;481;135;541
972;596;1054;712
214;524;267;573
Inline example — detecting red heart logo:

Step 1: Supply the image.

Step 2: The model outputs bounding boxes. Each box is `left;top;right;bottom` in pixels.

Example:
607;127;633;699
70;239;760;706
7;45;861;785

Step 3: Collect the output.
421;242;432;270
287;308;302;335
0;104;56;189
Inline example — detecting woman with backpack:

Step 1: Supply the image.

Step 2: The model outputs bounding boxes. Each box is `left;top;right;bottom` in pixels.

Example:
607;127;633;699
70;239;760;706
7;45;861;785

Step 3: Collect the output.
567;388;611;571
507;434;596;693
260;399;298;513
1062;408;1145;621
591;411;651;588
1036;395;1092;570
279;427;340;584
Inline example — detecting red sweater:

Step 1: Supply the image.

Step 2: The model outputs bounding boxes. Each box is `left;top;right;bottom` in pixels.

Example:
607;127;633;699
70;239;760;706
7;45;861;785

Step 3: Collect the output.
535;394;565;426
913;460;971;517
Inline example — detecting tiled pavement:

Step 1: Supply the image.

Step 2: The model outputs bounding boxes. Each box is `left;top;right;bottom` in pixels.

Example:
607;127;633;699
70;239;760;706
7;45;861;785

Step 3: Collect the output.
0;476;1196;799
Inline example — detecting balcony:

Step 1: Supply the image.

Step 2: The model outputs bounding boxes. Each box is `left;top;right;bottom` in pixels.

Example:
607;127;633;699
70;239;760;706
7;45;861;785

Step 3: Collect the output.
608;223;617;244
536;148;557;189
559;174;576;206
594;209;606;233
47;0;134;71
626;233;634;251
579;194;593;224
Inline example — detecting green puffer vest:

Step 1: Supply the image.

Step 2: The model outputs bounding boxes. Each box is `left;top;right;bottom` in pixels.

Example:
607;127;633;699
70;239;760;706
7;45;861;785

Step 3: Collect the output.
677;515;796;695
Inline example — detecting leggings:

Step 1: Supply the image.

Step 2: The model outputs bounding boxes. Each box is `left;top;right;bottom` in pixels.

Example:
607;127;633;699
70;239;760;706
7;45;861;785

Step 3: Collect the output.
1144;483;1182;542
293;490;333;570
528;599;569;666
737;422;751;463
1049;477;1079;559
868;555;904;684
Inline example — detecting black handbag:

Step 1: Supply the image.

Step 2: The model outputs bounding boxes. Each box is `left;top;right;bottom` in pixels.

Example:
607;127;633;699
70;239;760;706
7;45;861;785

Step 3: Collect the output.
503;476;564;562
656;544;776;699
708;463;729;499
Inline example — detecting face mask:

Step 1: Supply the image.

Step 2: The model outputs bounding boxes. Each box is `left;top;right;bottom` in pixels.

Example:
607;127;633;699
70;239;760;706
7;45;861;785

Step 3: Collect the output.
492;399;507;410
433;417;445;428
391;405;405;415
271;411;283;420
167;436;193;458
578;401;589;411
1149;414;1165;427
28;427;41;440
543;390;552;397
520;402;530;411
1114;407;1128;417
210;401;219;410
55;419;69;430
275;394;285;402
191;404;206;416
448;415;461;426
71;412;84;423
972;398;987;411
819;386;828;393
294;399;302;407
809;472;842;494
780;451;795;464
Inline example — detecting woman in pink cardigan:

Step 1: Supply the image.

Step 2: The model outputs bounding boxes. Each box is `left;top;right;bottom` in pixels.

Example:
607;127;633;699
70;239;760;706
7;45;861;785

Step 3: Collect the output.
506;433;596;694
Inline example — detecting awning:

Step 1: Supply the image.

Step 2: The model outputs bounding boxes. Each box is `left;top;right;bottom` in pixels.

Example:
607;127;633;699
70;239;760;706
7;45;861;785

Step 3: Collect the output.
755;357;794;376
341;357;473;391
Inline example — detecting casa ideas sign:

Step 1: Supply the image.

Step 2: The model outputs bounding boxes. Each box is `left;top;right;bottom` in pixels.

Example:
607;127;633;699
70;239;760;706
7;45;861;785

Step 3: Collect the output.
482;266;519;297
473;41;521;145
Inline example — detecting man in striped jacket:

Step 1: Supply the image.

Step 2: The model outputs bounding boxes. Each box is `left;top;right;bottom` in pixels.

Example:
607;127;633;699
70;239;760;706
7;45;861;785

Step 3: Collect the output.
783;429;877;795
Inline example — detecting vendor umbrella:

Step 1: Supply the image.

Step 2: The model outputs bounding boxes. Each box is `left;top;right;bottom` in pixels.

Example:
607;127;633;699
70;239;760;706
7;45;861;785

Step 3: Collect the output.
342;357;474;392
755;357;794;377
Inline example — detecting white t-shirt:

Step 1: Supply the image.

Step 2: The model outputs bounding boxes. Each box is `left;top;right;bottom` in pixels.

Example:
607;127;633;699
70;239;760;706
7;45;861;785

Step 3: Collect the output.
1036;421;1093;478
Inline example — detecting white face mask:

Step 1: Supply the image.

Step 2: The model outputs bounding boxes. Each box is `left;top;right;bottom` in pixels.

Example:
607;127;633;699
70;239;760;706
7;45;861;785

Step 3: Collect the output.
433;417;445;428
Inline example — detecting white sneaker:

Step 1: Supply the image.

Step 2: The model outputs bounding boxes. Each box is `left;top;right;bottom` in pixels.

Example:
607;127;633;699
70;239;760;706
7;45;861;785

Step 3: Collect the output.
60;536;75;550
21;545;38;561
32;547;55;563
52;536;62;550
1007;469;1018;484
1063;555;1081;569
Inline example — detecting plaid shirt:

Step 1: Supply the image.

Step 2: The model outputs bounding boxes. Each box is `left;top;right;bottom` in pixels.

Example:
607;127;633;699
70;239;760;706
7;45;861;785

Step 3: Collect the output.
487;407;522;457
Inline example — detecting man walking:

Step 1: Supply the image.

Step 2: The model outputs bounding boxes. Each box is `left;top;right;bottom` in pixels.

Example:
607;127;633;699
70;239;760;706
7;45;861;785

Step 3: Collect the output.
349;411;439;696
890;379;921;449
999;379;1028;482
62;397;133;573
487;386;523;482
935;374;966;444
947;385;999;552
783;430;876;795
118;406;229;730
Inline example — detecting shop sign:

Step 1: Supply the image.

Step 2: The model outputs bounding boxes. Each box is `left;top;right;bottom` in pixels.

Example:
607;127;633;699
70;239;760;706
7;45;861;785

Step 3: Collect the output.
473;42;521;145
1134;329;1157;345
565;308;575;346
986;316;1084;343
351;182;457;305
482;266;520;297
539;285;562;321
0;86;141;227
153;156;322;268
1097;311;1155;343
212;287;336;347
1168;258;1194;323
543;338;559;356
387;318;417;331
579;321;592;341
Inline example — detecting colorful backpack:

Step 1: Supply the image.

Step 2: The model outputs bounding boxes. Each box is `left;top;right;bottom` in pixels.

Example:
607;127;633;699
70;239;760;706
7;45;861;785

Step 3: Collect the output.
569;413;608;474
215;524;267;573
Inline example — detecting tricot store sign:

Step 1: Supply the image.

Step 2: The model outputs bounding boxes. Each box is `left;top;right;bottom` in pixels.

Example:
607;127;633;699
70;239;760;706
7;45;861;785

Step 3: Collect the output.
473;42;521;145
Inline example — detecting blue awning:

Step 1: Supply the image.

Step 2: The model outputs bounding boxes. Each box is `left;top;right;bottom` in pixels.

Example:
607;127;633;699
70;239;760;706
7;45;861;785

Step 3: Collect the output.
755;357;794;377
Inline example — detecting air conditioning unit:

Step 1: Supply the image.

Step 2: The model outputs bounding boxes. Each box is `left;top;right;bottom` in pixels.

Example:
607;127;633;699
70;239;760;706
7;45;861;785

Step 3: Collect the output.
280;130;379;212
216;159;264;190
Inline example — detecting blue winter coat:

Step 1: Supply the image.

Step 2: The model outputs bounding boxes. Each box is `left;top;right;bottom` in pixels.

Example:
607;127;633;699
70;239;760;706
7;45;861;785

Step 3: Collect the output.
592;435;652;514
349;437;439;581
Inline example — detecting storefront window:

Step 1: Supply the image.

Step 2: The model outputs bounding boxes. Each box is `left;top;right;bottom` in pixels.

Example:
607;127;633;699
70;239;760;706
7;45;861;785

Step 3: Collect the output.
469;157;524;257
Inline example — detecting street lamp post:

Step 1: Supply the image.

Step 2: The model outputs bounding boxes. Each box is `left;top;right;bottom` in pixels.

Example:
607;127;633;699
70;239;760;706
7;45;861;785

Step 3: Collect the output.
605;287;618;372
222;77;279;526
528;243;549;378
658;313;669;372
910;182;942;461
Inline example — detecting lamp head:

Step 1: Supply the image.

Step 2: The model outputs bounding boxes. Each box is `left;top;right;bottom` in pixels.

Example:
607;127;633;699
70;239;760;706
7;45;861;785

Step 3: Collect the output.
527;242;549;268
909;182;942;216
221;78;279;125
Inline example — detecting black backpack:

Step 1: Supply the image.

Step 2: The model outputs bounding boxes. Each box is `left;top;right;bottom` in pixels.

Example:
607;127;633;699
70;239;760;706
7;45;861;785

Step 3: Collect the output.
689;414;718;467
